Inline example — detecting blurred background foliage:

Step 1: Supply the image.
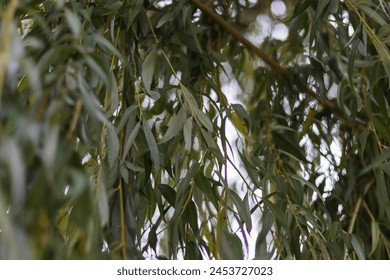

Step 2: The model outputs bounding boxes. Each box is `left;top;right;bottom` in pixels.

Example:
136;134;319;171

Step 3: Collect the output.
1;0;390;259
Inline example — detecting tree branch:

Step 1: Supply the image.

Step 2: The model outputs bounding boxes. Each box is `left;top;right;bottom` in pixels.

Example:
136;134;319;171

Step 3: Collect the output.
190;0;345;120
191;0;287;77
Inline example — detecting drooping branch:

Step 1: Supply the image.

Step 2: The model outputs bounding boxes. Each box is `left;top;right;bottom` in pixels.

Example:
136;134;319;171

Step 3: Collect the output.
191;0;287;77
190;0;345;121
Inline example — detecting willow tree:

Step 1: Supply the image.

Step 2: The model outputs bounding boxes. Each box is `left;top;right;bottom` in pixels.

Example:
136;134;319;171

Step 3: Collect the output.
1;0;390;260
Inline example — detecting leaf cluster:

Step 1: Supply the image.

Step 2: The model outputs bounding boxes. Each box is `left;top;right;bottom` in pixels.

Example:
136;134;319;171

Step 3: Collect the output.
1;0;390;260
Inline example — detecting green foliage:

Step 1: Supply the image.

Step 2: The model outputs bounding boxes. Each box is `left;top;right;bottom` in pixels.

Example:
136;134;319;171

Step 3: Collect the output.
1;0;390;260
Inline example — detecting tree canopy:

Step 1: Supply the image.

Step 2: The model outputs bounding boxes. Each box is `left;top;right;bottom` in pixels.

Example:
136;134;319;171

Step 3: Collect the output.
1;0;390;260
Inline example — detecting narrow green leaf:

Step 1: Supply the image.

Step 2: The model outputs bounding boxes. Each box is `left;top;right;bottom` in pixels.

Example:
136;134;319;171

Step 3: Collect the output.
369;114;390;142
378;24;390;40
220;228;244;260
290;0;311;20
358;4;387;26
160;104;188;143
106;72;119;117
158;184;176;207
42;126;60;169
84;54;111;90
231;103;250;128
374;169;390;208
370;221;380;255
1;140;26;210
184;241;202;260
97;167;109;226
181;85;213;132
272;131;307;162
90;34;129;68
194;173;218;208
348;41;363;112
187;17;203;54
243;193;252;233
185;201;199;234
351;234;366;260
258;211;274;242
297;205;323;231
106;0;123;11
183;117;193;151
263;199;288;230
310;0;331;45
115;105;138;133
329;0;339;13
142;119;160;168
65;9;81;36
122;122;140;160
285;172;324;203
127;0;143;29
106;125;119;168
359;128;370;158
37;45;70;72
175;164;199;214
328;222;342;242
142;48;157;97
228;190;252;233
360;148;390;175
157;11;174;28
124;161;144;172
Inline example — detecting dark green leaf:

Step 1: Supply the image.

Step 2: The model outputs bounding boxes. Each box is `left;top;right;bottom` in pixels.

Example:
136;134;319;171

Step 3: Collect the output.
158;184;176;207
351;234;366;260
106;125;119;167
142;48;157;97
181;85;213;132
220;228;244;260
160;104;188;143
142;119;160;168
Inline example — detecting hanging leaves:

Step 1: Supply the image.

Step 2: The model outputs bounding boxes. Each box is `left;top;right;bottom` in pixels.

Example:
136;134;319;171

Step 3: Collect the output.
2;0;390;261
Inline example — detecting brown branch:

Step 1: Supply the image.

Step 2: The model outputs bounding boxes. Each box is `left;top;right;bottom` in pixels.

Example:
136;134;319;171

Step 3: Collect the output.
191;0;287;77
190;0;345;120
